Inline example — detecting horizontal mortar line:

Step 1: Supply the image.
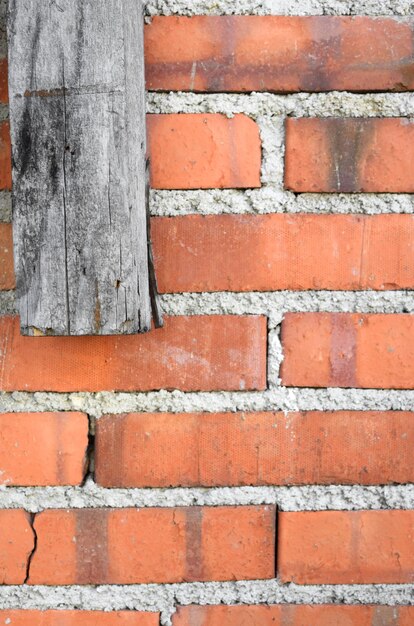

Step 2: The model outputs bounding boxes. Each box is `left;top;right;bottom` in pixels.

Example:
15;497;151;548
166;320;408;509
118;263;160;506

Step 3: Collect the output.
1;389;414;417
160;291;414;316
0;580;414;611
147;92;414;118
0;482;413;512
149;188;414;216
144;0;414;17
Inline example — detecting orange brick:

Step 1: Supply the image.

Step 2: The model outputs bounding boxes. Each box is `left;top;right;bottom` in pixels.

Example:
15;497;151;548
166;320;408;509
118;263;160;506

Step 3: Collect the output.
0;58;8;104
0;223;14;290
95;411;414;488
147;114;261;189
281;313;414;389
0;412;88;486
0;510;34;584
173;605;411;626
278;510;414;584
285;118;414;193
401;608;414;626
152;214;414;292
28;506;275;584
145;16;414;92
0;315;266;392
0;121;11;191
0;612;159;626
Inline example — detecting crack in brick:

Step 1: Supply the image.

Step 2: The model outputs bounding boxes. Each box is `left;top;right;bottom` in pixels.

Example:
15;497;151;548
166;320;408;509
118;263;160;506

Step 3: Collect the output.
24;513;37;584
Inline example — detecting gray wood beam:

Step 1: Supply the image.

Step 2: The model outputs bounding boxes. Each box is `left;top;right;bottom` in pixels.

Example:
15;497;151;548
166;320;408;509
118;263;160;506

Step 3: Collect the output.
7;0;162;335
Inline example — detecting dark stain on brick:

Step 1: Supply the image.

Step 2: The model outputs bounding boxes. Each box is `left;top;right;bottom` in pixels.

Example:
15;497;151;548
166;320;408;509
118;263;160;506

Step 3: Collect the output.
95;414;127;487
280;604;296;625
146;16;414;94
300;16;343;92
325;119;375;192
372;606;400;626
75;509;109;584
185;507;204;582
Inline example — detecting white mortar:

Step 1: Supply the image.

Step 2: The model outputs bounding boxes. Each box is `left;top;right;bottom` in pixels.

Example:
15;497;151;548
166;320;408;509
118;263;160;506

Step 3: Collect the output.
145;0;414;16
0;581;413;626
0;480;413;513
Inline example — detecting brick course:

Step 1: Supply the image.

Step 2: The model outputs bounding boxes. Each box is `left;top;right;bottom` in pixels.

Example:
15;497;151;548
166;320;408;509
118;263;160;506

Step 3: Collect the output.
95;411;414;488
27;507;275;585
0;315;266;392
145;16;414;93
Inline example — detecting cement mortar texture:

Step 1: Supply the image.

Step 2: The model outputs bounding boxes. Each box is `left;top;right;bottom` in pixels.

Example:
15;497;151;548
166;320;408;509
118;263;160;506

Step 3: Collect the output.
0;480;414;513
1;388;413;418
147;92;414;119
0;582;413;626
0;103;8;122
150;188;414;216
145;0;414;16
0;192;11;223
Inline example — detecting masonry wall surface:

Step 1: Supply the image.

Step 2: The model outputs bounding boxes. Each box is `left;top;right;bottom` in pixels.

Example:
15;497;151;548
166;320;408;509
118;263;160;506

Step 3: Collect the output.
0;1;413;625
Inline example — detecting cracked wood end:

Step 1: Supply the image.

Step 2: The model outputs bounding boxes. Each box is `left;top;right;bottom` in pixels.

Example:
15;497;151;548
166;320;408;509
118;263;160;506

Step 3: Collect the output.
7;0;162;335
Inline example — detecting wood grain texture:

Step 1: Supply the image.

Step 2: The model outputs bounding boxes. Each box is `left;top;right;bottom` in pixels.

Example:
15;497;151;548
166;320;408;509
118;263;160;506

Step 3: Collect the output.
7;0;161;335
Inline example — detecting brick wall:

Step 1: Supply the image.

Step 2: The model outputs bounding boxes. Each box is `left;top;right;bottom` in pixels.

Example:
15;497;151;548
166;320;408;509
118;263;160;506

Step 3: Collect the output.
0;0;413;624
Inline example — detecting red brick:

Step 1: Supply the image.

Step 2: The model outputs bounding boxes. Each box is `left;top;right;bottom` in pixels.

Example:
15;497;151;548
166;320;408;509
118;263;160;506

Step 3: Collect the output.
0;58;8;104
0;510;34;584
0;315;266;392
152;214;414;292
95;411;414;488
285;118;414;193
278;510;414;584
0;223;14;290
173;605;412;626
145;16;414;93
0;412;88;486
0;121;11;191
401;608;414;625
28;506;275;584
147;114;261;189
0;612;158;625
281;313;414;389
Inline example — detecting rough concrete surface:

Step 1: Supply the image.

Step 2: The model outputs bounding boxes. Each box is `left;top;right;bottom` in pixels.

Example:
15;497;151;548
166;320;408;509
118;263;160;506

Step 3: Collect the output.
0;480;413;513
1;387;413;418
0;581;414;626
150;188;414;216
0;192;11;223
145;0;414;16
148;92;414;119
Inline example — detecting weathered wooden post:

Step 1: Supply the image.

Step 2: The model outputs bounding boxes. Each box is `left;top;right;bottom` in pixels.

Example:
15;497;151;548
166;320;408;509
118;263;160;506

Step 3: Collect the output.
7;0;162;335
